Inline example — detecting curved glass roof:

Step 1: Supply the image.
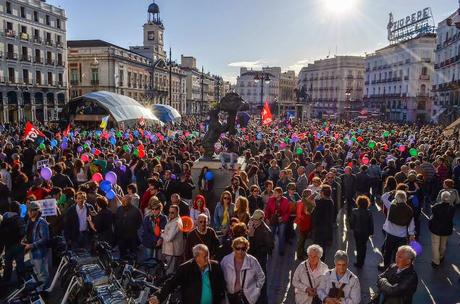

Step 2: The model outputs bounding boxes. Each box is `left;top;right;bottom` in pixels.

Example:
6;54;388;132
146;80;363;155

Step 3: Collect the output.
70;91;161;124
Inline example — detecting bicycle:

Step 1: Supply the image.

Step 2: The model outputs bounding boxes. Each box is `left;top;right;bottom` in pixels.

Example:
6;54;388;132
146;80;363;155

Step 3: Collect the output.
3;263;45;304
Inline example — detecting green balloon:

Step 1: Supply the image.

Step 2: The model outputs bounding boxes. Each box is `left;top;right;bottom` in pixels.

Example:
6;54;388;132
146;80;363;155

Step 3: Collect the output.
409;148;418;157
83;143;89;149
391;130;396;134
39;143;45;150
116;131;122;138
285;137;290;143
383;131;390;137
296;148;303;155
133;149;139;157
351;136;356;143
368;141;376;149
123;144;130;152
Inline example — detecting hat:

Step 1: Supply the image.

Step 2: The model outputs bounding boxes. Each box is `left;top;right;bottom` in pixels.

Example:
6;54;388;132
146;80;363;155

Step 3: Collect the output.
28;201;41;211
251;209;265;220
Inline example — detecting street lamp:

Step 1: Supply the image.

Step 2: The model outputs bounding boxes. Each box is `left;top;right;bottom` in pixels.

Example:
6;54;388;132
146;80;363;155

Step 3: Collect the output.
254;72;270;118
345;89;351;120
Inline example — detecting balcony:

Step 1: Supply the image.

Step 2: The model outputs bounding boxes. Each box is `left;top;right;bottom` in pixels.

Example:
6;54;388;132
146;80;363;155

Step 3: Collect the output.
33;36;42;44
55;81;66;87
34;56;43;64
56;41;64;48
20;54;32;62
4;29;16;38
6;52;18;60
57;61;65;67
45;39;54;46
46;59;55;65
70;79;79;85
419;75;430;80
91;79;99;85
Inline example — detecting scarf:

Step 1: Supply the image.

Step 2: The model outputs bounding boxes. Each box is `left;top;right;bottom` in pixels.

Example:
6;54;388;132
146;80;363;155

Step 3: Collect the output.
221;206;229;227
153;217;161;237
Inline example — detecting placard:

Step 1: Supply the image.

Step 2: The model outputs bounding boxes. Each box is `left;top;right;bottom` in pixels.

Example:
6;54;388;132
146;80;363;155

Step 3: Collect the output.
36;159;49;170
33;199;57;217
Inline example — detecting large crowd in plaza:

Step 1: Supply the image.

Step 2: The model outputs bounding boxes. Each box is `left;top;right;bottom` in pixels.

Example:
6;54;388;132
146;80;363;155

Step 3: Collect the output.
0;115;459;304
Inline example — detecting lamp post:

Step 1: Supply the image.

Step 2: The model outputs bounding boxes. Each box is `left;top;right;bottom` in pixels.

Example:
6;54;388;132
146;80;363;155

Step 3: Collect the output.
254;72;270;119
344;89;351;121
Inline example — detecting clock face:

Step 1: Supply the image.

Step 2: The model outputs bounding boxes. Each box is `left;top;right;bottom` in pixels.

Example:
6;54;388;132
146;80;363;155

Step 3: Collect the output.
148;31;155;40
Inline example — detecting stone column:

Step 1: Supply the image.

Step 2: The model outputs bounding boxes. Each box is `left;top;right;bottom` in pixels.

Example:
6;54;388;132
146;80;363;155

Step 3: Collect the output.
31;98;36;122
43;100;48;122
17;94;23;123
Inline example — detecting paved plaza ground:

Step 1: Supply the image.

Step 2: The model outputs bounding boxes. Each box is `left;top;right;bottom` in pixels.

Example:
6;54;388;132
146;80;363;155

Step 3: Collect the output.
266;205;460;304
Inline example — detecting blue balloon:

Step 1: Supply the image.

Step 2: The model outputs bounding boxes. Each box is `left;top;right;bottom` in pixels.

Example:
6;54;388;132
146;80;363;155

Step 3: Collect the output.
133;130;140;138
105;189;116;200
20;204;27;218
256;133;263;140
109;136;116;145
50;139;57;147
100;180;112;192
204;171;214;181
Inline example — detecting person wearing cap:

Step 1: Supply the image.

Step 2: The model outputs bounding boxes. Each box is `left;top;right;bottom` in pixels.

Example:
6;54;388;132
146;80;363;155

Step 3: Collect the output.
22;201;50;290
248;209;273;304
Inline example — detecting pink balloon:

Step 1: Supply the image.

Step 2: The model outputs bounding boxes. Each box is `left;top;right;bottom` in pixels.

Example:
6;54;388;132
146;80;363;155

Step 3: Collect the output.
362;157;370;165
399;145;406;152
81;154;89;163
92;173;103;183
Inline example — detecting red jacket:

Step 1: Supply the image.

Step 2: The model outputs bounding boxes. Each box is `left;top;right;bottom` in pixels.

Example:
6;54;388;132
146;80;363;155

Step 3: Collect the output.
140;190;154;213
264;196;290;223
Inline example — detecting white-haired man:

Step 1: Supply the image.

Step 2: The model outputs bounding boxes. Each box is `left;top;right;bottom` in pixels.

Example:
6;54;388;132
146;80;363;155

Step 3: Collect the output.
374;245;418;303
150;244;225;304
292;244;329;304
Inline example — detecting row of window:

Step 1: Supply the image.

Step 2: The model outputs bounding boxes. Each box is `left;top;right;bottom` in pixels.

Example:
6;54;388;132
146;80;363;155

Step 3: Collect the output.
4;1;63;29
2;67;64;85
3;43;64;65
4;21;63;46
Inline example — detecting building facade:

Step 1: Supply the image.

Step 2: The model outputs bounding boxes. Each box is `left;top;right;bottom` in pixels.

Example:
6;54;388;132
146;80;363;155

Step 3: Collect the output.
67;40;153;103
364;34;436;122
432;11;460;124
235;67;280;115
0;0;67;123
298;56;365;119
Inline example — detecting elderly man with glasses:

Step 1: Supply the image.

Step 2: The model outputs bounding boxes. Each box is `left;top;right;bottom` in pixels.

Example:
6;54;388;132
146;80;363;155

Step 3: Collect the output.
293;244;329;304
184;213;220;260
150;244;225;304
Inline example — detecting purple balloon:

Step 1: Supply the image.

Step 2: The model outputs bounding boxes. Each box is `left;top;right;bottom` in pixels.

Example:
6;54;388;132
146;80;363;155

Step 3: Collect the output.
77;146;83;153
409;240;422;256
40;167;52;181
120;165;127;173
105;171;117;184
61;142;68;149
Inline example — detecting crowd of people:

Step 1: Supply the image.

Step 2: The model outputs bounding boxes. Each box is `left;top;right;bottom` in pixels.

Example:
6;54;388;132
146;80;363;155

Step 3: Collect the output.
0;116;458;304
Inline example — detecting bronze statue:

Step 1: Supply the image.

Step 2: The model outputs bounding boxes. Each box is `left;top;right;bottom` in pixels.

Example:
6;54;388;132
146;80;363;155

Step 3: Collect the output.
201;92;249;159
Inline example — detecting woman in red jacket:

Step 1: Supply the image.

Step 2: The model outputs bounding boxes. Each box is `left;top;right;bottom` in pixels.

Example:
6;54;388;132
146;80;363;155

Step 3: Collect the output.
264;187;290;255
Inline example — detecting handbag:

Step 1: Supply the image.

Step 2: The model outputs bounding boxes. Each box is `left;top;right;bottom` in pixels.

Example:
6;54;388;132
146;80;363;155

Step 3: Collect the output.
227;270;249;304
304;262;322;304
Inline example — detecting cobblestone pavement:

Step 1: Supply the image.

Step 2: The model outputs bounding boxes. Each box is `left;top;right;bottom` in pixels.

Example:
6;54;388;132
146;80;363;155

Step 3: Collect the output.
266;206;460;304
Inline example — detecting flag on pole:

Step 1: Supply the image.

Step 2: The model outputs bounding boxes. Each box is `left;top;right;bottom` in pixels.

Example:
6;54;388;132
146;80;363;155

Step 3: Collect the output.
100;115;109;129
23;121;46;142
261;101;272;125
139;116;145;127
63;123;71;137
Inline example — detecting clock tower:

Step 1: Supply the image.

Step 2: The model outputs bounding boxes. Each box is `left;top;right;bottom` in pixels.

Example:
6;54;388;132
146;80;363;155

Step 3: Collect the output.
143;1;166;61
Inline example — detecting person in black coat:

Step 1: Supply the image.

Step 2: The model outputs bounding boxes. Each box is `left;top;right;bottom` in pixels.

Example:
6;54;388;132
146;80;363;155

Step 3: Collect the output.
311;184;335;261
150;244;225;304
51;163;74;189
375;245;418;304
428;191;455;267
350;195;374;268
355;165;371;196
64;191;95;249
114;194;143;259
1;201;26;282
88;196;114;246
248;185;264;215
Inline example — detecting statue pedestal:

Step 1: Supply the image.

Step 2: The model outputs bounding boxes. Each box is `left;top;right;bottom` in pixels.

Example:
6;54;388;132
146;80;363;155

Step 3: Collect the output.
191;160;233;214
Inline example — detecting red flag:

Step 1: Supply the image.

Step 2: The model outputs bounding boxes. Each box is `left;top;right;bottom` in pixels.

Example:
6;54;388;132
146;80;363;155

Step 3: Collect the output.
63;123;71;137
23;121;46;142
261;101;272;125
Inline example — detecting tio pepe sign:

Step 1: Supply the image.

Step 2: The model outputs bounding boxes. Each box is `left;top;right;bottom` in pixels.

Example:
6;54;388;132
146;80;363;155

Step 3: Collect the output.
390;8;431;32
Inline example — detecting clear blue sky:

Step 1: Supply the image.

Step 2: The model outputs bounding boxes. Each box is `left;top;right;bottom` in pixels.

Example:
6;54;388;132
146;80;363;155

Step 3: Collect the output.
48;0;457;83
